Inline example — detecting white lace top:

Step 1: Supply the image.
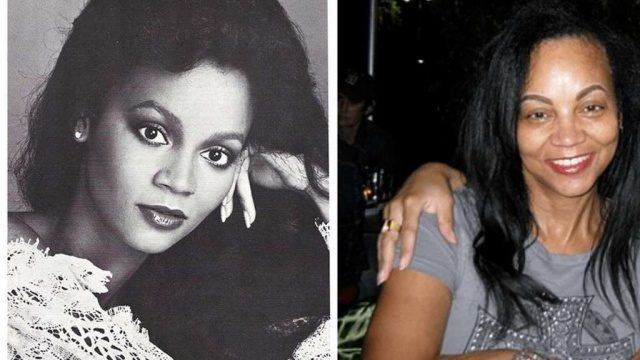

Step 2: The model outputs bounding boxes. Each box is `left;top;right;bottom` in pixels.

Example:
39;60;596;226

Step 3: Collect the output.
8;239;172;360
8;221;331;359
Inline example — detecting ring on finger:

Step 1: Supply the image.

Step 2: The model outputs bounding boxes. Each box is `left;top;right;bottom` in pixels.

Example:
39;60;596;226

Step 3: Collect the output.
381;219;402;233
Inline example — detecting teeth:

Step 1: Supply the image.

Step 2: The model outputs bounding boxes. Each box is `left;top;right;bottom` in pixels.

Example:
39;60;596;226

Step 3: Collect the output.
551;155;589;167
152;212;175;225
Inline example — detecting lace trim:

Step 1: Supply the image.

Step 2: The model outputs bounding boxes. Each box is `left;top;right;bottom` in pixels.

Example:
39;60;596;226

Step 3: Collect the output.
315;219;330;248
8;238;172;360
292;317;331;359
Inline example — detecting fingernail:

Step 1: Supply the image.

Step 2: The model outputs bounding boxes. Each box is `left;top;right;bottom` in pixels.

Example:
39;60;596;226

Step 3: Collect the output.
221;205;227;223
450;232;458;244
376;274;383;286
244;210;251;229
399;260;408;271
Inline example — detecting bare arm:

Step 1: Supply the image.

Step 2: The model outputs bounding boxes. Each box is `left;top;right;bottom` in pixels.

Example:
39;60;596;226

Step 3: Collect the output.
363;269;521;360
363;269;452;359
377;163;465;284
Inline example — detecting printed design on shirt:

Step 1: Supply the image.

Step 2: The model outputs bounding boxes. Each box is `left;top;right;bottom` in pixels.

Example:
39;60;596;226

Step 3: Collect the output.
464;296;635;359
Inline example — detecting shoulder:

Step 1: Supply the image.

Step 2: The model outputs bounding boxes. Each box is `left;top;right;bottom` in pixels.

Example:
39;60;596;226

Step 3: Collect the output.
8;212;41;243
416;187;479;246
409;187;479;291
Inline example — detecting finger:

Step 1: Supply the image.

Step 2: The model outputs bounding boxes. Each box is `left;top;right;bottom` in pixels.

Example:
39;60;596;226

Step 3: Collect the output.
382;203;390;222
448;168;467;189
436;197;457;244
398;198;422;269
222;152;247;222
236;156;256;228
260;152;308;191
377;230;399;285
377;201;404;284
226;162;243;218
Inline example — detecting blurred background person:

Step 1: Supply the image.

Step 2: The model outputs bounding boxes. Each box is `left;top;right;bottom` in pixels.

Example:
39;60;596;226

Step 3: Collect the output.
338;70;394;314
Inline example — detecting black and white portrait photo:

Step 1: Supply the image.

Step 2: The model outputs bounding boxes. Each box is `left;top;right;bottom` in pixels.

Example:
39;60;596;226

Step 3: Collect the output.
7;0;329;359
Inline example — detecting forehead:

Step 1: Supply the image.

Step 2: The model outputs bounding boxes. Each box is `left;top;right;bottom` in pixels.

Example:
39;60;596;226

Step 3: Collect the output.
112;64;252;137
525;36;613;90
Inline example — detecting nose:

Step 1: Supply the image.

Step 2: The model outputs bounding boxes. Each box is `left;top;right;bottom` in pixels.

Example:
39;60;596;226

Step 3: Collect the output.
550;114;586;147
152;154;196;196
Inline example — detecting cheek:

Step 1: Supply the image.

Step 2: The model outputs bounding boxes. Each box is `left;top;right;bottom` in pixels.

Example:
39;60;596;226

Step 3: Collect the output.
190;165;238;216
86;121;154;201
590;121;619;147
516;123;547;160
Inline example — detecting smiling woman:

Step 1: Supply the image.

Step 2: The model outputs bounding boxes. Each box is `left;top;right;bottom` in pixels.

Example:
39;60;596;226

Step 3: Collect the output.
7;0;328;358
364;1;640;359
517;38;620;203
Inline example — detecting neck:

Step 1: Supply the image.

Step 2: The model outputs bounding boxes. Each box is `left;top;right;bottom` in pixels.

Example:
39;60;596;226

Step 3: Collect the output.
528;185;603;254
52;176;148;305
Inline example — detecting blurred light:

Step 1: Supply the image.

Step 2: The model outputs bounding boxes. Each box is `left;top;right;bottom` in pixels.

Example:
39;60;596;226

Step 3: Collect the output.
362;186;373;200
403;0;411;3
417;58;424;64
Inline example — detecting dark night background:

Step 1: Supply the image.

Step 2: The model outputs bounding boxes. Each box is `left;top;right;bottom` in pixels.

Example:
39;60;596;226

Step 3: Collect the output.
339;0;640;184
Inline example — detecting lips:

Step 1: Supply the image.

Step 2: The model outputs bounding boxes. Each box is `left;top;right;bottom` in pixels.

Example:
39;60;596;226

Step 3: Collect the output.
546;153;594;175
137;204;187;231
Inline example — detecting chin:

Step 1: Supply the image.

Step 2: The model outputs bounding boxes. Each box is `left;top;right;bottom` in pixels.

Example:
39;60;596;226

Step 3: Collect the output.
548;178;599;198
123;232;183;254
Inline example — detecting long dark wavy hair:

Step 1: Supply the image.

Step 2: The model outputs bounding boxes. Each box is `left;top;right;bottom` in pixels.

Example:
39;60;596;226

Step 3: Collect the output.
14;0;328;214
460;0;640;331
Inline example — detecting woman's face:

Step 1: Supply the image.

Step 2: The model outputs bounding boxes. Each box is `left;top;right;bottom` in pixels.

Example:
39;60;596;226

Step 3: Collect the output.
83;63;251;253
517;36;619;199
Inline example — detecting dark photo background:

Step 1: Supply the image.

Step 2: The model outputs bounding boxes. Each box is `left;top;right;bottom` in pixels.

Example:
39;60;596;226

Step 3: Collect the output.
337;2;640;357
340;0;640;184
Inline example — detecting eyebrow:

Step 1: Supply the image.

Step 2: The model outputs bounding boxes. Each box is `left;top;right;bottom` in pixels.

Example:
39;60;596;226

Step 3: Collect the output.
520;94;552;105
520;84;609;106
575;84;607;101
202;132;246;146
128;100;184;131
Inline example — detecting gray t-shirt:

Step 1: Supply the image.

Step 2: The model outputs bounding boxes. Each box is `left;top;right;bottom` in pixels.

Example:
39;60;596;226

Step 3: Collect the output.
406;188;639;359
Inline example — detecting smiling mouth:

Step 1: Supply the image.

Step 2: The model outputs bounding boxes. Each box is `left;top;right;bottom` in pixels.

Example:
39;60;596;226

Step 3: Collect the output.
137;204;187;231
546;153;594;175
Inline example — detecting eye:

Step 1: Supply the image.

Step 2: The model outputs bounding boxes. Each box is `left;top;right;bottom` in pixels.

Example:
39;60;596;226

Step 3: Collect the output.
200;147;232;168
526;111;549;121
137;124;169;146
583;104;605;113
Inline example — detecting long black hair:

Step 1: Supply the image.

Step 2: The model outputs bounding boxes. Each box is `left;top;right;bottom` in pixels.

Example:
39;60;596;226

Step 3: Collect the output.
14;0;328;214
460;0;640;331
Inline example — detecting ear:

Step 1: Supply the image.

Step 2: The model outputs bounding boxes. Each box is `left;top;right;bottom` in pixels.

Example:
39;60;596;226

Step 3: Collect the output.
73;112;91;143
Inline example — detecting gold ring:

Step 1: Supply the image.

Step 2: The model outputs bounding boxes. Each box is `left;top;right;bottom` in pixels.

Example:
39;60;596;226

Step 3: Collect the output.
381;219;402;233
